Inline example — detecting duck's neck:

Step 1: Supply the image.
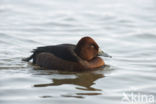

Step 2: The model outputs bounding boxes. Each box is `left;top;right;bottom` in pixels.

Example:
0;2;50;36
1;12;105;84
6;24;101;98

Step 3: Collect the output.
81;57;105;70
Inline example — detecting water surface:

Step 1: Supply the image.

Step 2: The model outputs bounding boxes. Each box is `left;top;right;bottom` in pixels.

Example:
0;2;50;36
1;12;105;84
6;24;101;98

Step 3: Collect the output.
0;0;156;104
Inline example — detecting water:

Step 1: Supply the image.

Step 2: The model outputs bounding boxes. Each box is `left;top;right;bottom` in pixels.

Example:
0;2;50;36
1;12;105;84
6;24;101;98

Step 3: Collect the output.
0;0;156;104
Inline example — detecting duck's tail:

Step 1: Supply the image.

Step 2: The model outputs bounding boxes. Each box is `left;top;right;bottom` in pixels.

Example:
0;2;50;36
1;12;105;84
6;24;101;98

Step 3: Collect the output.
22;54;34;62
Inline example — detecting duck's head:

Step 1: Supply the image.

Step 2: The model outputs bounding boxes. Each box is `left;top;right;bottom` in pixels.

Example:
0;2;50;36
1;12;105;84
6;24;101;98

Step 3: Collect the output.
75;36;111;61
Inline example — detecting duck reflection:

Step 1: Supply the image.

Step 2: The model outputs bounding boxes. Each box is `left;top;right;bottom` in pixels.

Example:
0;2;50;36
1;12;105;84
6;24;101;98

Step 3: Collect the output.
34;68;106;91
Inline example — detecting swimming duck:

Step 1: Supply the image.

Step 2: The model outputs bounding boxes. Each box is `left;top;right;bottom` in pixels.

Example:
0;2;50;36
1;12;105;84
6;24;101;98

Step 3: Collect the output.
23;36;111;71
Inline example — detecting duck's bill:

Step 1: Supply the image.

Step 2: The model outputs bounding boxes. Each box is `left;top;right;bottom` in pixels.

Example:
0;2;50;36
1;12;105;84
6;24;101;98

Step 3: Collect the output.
98;49;112;58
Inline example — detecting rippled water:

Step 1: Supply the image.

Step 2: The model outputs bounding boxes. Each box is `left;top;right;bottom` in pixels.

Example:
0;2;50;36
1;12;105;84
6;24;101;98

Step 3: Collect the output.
0;0;156;104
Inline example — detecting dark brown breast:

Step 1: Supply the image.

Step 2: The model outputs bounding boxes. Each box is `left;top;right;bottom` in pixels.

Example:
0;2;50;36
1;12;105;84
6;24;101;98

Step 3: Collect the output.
35;52;104;71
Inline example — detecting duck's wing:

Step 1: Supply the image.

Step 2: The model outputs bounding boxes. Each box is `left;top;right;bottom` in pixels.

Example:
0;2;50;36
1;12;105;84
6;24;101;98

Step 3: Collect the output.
32;44;79;62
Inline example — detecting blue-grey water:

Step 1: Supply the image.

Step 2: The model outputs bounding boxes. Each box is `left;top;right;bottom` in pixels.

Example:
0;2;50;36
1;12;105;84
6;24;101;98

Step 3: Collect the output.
0;0;156;104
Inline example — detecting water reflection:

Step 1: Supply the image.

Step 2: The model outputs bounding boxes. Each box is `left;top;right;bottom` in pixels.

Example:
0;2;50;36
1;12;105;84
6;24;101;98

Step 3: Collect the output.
34;69;105;91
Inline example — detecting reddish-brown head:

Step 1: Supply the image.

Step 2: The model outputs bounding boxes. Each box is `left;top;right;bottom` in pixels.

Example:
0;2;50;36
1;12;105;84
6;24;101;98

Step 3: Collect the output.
75;37;99;61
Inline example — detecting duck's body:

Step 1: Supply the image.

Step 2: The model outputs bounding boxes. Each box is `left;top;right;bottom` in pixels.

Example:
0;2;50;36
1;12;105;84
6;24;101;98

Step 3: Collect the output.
23;37;111;71
32;44;78;63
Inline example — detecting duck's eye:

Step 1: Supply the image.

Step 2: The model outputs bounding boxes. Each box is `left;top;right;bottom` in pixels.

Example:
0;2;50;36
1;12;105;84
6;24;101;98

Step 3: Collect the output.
90;44;95;48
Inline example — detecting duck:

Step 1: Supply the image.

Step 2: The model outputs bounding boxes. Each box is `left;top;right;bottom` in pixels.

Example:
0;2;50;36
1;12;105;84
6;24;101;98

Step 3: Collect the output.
23;36;111;71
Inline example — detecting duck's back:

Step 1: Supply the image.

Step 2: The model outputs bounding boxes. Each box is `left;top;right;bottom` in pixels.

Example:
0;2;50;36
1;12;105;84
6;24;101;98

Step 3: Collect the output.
33;44;79;63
